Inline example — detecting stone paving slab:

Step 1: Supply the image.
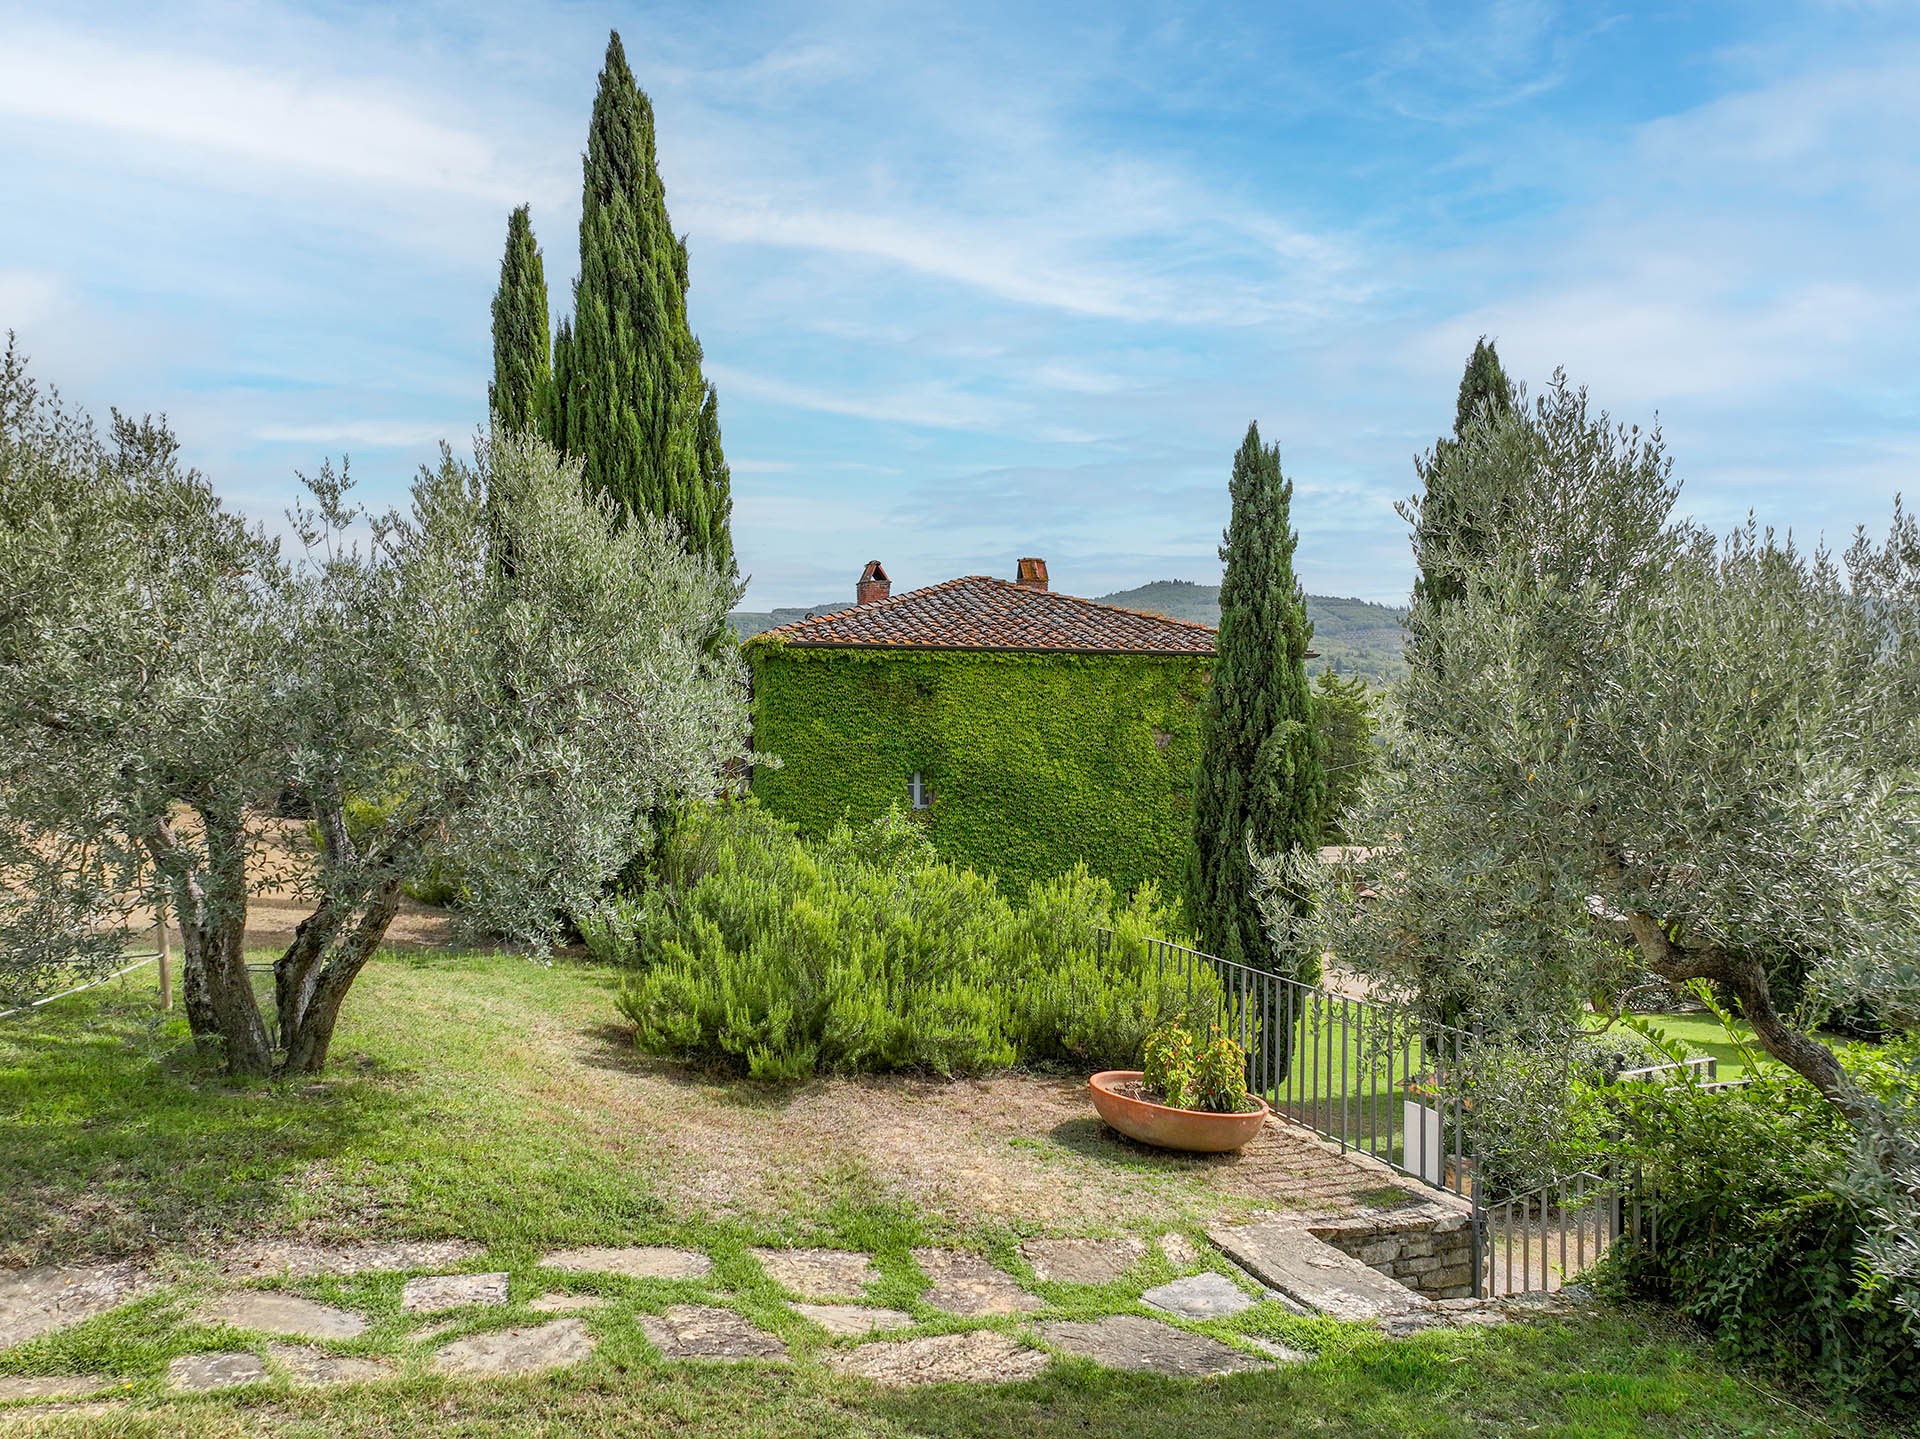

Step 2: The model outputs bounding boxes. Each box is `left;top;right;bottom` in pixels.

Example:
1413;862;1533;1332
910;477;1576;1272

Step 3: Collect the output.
167;1352;270;1392
792;1303;913;1337
222;1240;478;1282
911;1249;1041;1316
0;1263;155;1350
1018;1237;1146;1286
266;1343;393;1387
641;1304;786;1361
0;1401;126;1426
540;1247;712;1281
402;1272;510;1313
432;1318;595;1377
1140;1271;1263;1321
827;1330;1049;1388
201;1291;368;1340
1207;1222;1426;1323
1247;1336;1314;1363
528;1293;611;1313
1040;1315;1272;1377
0;1375;113;1401
750;1247;875;1299
1157;1233;1203;1270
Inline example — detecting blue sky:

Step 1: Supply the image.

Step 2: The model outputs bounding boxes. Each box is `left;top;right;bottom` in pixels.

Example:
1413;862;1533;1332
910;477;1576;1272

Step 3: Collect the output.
2;1;1916;608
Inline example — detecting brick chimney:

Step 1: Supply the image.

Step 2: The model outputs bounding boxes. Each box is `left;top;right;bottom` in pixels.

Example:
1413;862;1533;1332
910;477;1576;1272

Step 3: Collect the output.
857;560;891;605
1014;557;1048;591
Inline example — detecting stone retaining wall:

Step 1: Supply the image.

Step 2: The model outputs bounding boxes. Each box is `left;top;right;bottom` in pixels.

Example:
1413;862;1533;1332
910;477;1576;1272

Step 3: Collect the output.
1308;1198;1478;1300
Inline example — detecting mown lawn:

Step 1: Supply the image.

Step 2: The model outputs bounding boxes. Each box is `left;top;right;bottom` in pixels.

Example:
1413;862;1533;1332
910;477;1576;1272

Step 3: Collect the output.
0;953;1900;1438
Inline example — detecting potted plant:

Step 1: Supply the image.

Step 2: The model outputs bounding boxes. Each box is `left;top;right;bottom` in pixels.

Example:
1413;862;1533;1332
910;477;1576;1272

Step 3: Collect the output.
1089;1022;1269;1153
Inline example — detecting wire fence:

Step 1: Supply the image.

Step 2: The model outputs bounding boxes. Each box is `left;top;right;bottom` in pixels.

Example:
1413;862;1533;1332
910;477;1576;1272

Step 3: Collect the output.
0;950;164;1022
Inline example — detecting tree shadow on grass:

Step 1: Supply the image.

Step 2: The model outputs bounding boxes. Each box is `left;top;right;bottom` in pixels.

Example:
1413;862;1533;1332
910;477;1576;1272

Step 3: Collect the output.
0;991;409;1267
570;1022;796;1113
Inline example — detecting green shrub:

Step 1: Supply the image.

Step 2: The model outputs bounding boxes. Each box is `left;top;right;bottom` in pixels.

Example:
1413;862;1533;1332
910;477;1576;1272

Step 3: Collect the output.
1600;1064;1920;1409
1141;1021;1252;1113
1142;1024;1196;1107
610;800;1217;1079
1570;1027;1665;1083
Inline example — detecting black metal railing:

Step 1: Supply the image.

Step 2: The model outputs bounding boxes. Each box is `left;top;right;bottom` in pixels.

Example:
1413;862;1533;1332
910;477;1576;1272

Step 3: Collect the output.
1095;928;1480;1200
1092;927;1704;1299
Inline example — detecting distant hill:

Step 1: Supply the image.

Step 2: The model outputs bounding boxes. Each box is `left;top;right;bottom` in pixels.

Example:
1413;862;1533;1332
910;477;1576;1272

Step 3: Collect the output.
1096;582;1408;682
731;580;1408;681
729;604;851;641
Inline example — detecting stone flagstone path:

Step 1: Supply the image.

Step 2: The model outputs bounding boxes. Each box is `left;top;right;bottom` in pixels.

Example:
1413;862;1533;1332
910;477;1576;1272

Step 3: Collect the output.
541;1246;712;1281
267;1343;393;1387
640;1304;787;1361
751;1247;875;1299
433;1319;596;1376
2;1230;1556;1415
528;1293;610;1313
200;1291;368;1340
223;1240;477;1281
168;1353;270;1392
1040;1315;1274;1377
0;1263;155;1350
0;1376;112;1402
827;1330;1049;1387
1140;1271;1267;1320
402;1272;510;1313
792;1303;913;1337
912;1248;1041;1316
1018;1236;1146;1285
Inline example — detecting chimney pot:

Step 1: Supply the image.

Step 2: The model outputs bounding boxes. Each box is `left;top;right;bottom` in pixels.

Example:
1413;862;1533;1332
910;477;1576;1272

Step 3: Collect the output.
1015;557;1049;591
857;560;891;605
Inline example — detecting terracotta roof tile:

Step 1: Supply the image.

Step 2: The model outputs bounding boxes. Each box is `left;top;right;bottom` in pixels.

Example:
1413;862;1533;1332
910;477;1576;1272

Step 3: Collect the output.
748;575;1216;656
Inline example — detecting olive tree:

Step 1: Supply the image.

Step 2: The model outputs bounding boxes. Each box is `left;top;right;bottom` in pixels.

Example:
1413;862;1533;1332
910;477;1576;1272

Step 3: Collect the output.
0;342;747;1073
1267;372;1919;1305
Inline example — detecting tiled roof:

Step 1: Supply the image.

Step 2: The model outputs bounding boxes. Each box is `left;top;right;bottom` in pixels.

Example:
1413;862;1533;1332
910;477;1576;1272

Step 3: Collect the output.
749;576;1217;656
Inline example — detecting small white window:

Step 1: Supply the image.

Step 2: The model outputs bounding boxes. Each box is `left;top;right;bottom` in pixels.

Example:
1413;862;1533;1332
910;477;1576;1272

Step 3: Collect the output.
909;771;931;810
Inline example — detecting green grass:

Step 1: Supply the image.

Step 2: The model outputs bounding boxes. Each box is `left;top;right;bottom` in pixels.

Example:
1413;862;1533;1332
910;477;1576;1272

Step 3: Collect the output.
1621;1013;1762;1082
0;953;1900;1437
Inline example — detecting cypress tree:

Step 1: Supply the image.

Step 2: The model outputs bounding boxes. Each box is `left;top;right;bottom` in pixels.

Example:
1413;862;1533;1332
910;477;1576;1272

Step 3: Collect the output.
556;31;733;574
488;205;555;442
1400;339;1515;1028
1410;336;1514;614
1185;422;1325;985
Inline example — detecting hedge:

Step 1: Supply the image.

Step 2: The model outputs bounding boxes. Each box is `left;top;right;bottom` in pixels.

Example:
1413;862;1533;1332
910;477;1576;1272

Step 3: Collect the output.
745;643;1208;898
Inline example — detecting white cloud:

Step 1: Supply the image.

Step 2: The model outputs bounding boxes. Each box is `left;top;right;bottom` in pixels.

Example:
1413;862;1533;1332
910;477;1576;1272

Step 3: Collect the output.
0;26;537;206
705;361;1023;433
254;420;459;448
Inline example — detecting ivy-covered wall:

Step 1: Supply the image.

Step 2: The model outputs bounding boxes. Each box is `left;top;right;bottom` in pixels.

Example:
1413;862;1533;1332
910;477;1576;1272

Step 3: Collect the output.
746;643;1209;899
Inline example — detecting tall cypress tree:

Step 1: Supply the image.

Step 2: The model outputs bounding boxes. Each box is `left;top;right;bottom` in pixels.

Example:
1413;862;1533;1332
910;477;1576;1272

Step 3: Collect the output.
488;205;555;442
1400;339;1515;1027
556;31;733;574
1410;337;1514;614
1186;422;1325;983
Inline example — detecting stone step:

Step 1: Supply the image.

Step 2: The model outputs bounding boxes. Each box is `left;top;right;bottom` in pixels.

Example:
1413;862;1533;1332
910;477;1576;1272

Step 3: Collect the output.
1205;1221;1427;1322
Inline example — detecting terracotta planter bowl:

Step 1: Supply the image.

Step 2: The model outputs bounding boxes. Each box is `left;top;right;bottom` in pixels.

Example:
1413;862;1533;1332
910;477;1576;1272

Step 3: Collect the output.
1088;1070;1269;1154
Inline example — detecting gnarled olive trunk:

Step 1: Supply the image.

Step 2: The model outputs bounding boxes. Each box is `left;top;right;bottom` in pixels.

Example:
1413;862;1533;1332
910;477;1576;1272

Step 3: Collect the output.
147;805;273;1076
275;877;404;1075
1621;907;1862;1124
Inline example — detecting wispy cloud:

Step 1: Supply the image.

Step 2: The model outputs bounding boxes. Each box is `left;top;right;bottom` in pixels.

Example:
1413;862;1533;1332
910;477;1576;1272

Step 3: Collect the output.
705;362;1025;433
254;420;460;448
0;27;539;206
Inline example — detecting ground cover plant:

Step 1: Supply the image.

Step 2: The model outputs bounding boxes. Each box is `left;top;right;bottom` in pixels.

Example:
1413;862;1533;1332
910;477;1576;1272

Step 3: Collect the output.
0;952;1904;1438
609;803;1217;1081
